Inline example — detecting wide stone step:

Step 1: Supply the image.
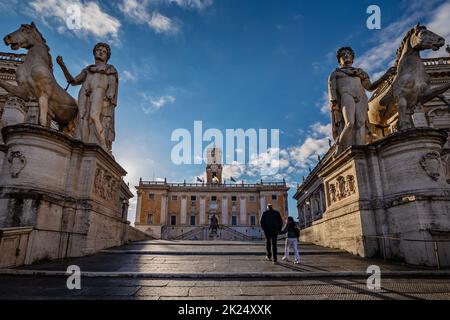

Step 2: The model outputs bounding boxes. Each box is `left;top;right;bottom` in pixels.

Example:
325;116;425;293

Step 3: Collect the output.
100;249;344;255
2;268;450;279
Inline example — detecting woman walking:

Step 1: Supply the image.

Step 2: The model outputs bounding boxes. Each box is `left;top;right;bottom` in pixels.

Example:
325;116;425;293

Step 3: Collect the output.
281;217;301;264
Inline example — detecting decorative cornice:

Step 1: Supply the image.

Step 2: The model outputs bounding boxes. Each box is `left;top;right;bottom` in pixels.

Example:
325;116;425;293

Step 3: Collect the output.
2;124;127;176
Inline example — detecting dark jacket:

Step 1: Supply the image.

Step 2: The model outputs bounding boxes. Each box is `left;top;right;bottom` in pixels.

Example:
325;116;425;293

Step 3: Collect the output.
260;209;283;234
281;221;300;239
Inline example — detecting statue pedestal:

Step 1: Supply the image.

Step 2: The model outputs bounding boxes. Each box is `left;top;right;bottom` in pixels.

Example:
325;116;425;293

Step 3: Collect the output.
0;124;133;265
297;128;450;267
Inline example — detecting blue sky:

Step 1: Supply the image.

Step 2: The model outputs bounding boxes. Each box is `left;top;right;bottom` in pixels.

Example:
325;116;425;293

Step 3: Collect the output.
1;0;449;221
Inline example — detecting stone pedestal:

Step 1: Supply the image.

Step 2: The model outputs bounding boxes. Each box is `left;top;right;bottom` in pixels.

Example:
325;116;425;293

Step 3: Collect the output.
1;97;26;128
0;124;133;265
298;128;450;267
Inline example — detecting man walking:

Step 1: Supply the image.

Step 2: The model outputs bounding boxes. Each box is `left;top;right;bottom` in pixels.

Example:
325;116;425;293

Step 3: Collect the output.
260;204;283;264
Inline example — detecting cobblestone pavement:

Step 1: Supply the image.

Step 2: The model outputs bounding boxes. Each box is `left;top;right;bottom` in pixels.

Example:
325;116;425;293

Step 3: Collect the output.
0;240;449;300
1;276;450;300
14;241;423;273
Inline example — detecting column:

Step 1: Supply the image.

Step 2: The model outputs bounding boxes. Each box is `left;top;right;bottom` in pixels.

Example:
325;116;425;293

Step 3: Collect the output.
181;196;187;225
135;191;142;224
240;196;246;225
160;194;168;225
222;196;228;225
259;193;266;216
200;196;206;225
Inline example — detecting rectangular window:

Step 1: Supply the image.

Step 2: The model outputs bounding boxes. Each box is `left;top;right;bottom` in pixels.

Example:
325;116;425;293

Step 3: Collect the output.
231;216;237;226
211;196;217;201
171;195;178;201
272;194;278;201
249;196;256;202
190;215;196;226
191;196;197;201
250;215;256;226
148;193;155;200
147;214;153;224
170;215;177;226
231;196;237;202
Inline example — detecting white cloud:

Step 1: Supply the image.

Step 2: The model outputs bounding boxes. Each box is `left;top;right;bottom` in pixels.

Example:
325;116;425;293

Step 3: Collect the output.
121;70;137;82
141;94;176;113
249;147;289;176
355;0;450;76
118;0;180;35
288;122;331;169
119;0;212;35
27;0;121;40
310;122;332;138
151;95;176;109
426;2;450;57
222;161;246;180
118;0;150;23
148;12;180;34
167;0;213;10
316;91;330;115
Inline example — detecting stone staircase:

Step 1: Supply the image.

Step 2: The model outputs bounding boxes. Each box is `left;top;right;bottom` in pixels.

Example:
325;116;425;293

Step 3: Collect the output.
170;226;263;241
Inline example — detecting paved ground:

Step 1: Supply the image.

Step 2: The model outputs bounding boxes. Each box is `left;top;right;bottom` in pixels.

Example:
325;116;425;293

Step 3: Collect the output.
1;240;449;300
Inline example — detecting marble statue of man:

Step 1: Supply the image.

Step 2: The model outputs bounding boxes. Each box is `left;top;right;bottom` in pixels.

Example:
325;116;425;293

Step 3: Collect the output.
328;47;395;155
56;43;118;153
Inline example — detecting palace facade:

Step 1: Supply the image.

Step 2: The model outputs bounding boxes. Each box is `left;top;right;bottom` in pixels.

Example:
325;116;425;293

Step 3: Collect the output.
135;148;290;240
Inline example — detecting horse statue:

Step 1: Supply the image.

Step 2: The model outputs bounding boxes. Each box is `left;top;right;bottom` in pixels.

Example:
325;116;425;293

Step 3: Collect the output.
0;22;78;132
368;24;450;133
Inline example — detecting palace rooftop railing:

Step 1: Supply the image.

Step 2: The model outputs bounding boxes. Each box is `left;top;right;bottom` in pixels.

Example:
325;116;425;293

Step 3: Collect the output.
423;56;450;66
139;180;287;188
0;52;25;62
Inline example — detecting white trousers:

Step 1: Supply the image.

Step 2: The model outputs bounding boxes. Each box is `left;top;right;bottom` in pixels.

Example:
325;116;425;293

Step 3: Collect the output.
283;238;300;261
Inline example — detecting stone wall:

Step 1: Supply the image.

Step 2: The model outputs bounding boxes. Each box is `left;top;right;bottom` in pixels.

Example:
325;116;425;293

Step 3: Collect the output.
0;124;135;266
125;224;153;242
0;227;33;268
297;128;450;267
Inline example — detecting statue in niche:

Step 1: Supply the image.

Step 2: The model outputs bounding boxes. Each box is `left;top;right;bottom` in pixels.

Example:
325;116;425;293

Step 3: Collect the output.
57;43;118;154
336;176;347;199
346;175;356;194
329;183;337;203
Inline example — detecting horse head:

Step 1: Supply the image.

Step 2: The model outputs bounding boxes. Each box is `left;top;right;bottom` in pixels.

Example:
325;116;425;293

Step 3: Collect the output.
410;24;445;52
4;22;43;50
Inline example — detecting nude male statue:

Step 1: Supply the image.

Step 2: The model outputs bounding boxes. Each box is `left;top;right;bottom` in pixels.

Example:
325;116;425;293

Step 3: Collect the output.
328;47;395;155
56;43;118;152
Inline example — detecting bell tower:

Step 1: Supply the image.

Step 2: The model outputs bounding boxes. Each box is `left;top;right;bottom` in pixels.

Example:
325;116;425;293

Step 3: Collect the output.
206;147;222;184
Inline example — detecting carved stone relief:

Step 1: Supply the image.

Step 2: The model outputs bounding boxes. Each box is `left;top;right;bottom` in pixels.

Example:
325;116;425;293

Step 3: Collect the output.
8;151;26;178
328;174;357;204
329;184;337;203
420;151;442;181
442;152;450;184
93;166;119;202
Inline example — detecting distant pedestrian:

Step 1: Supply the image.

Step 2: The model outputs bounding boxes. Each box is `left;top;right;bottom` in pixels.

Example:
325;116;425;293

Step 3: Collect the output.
260;204;283;264
210;214;219;235
281;217;301;264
